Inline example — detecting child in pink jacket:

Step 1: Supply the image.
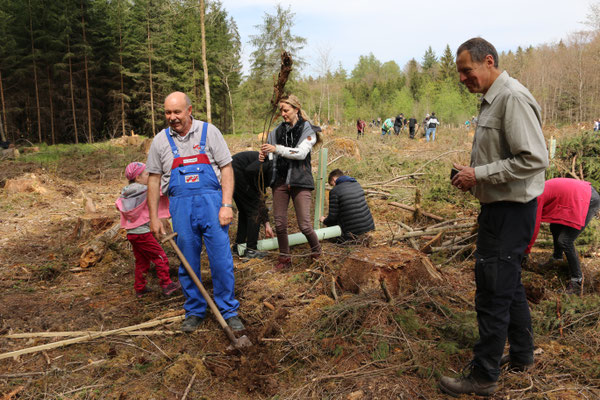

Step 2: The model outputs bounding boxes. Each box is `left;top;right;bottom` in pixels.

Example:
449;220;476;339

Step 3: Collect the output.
526;178;600;294
116;162;181;298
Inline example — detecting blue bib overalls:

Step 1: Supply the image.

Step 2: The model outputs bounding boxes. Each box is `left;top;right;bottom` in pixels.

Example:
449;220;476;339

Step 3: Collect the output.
165;124;239;319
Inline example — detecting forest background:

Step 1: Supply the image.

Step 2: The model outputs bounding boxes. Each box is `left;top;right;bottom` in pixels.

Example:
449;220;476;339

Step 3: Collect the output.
1;0;600;145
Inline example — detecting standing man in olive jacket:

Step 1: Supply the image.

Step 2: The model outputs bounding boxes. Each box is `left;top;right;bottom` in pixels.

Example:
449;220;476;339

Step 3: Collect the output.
320;169;375;241
440;37;548;397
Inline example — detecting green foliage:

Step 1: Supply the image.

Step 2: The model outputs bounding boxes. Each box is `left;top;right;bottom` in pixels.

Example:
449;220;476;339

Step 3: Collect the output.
393;308;421;334
438;309;478;348
371;341;390;361
554;132;600;187
533;295;600;334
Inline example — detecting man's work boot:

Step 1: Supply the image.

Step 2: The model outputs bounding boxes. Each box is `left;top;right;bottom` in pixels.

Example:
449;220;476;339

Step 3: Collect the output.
439;372;497;397
500;354;534;372
226;315;245;331
181;315;204;333
566;280;583;296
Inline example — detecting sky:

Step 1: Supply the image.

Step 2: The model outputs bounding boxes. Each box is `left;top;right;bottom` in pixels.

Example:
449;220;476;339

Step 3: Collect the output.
224;0;594;77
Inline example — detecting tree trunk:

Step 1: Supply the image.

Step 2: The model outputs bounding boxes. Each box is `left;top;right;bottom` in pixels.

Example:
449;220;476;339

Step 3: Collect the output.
146;9;156;136
0;69;7;142
224;75;235;134
81;0;93;143
200;0;211;122
28;0;42;143
67;36;79;144
47;66;56;145
118;18;126;137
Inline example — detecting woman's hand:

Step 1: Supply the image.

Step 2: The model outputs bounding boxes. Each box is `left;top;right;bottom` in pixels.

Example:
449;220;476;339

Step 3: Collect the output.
260;143;276;154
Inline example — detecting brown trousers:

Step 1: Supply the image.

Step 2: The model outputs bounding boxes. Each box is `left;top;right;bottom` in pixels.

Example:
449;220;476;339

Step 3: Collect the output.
272;184;321;257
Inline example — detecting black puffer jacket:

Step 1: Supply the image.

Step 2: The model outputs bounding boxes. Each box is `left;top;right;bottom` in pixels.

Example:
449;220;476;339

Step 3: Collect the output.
322;177;375;238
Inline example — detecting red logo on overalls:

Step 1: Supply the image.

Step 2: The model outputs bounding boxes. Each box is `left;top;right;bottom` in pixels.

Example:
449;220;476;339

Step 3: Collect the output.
193;144;201;151
185;175;199;183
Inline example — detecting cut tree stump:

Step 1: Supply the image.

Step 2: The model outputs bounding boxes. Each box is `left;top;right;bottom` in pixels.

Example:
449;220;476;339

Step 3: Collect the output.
337;246;444;297
0;148;19;160
3;173;47;194
79;221;120;268
71;216;115;240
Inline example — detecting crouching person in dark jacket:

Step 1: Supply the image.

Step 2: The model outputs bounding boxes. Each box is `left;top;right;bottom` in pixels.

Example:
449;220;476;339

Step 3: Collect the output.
320;169;375;242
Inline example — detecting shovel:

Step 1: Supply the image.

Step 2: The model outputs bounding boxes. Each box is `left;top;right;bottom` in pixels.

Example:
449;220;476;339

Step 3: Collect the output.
161;232;253;350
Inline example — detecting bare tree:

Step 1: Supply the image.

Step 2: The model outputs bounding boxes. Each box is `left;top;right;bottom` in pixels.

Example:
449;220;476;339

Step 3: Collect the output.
200;0;211;123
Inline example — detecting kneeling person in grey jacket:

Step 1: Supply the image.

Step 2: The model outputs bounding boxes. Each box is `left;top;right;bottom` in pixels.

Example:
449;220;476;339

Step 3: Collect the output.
320;169;375;241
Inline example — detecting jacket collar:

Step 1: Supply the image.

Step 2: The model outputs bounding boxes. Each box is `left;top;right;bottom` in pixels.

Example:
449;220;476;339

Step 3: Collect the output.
482;70;508;105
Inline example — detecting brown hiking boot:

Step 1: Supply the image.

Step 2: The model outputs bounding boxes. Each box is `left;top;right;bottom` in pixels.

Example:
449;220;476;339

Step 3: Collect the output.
274;256;291;271
439;373;498;397
500;354;534;372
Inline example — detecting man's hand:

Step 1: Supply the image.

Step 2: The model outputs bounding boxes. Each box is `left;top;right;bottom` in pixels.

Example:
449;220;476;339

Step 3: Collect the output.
264;222;275;238
150;218;166;238
219;206;233;226
451;163;476;192
319;215;326;223
147;173;164;239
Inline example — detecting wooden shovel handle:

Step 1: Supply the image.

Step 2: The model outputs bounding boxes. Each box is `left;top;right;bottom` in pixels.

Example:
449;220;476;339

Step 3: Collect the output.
162;233;237;344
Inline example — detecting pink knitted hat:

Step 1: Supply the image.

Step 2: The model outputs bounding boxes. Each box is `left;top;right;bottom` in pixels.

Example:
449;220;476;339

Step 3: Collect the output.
125;162;146;181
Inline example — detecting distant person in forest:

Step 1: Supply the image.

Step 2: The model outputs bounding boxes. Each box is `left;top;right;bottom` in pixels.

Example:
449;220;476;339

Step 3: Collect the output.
320;169;375;242
393;114;404;135
421;114;430;137
441;37;548;398
381;117;394;136
594;118;600;132
464;119;471;130
407;116;418;139
525;178;600;295
426;112;440;142
115;162;181;299
356;119;366;139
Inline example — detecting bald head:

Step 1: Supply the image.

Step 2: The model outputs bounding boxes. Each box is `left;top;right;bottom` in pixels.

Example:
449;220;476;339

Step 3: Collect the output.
164;92;193;135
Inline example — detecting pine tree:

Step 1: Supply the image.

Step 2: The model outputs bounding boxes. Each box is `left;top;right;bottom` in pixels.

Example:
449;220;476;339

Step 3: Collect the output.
439;44;457;82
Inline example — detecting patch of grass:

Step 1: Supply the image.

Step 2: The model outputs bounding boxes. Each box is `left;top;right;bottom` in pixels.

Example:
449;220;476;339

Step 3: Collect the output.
437;309;478;348
393;308;421;335
371;341;390;361
33;263;62;281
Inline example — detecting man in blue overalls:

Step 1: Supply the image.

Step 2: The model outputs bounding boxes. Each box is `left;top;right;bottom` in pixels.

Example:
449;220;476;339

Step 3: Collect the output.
146;92;243;333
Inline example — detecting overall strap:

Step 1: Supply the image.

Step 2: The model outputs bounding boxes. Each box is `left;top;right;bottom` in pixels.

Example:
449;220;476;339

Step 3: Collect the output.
199;122;208;153
164;128;180;158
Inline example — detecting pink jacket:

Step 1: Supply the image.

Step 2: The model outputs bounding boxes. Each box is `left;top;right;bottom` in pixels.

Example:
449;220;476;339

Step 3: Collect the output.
116;192;170;230
526;178;591;253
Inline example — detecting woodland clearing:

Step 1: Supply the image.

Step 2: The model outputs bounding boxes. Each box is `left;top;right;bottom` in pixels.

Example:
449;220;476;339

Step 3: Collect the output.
1;125;599;399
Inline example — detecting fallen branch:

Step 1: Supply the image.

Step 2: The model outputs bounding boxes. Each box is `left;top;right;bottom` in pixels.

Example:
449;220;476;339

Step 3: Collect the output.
1;386;24;400
389;202;444;222
327;155;343;166
396;221;420;250
366;172;425;187
393;223;475;239
3;330;182;339
412;149;469;174
181;372;197;400
0;315;185;361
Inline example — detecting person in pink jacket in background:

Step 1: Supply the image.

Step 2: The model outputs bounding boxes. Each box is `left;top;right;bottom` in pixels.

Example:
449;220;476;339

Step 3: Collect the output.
526;178;600;294
116;162;181;298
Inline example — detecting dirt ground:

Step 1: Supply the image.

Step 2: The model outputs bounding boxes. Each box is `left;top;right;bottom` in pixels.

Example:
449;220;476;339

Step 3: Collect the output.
1;129;599;399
